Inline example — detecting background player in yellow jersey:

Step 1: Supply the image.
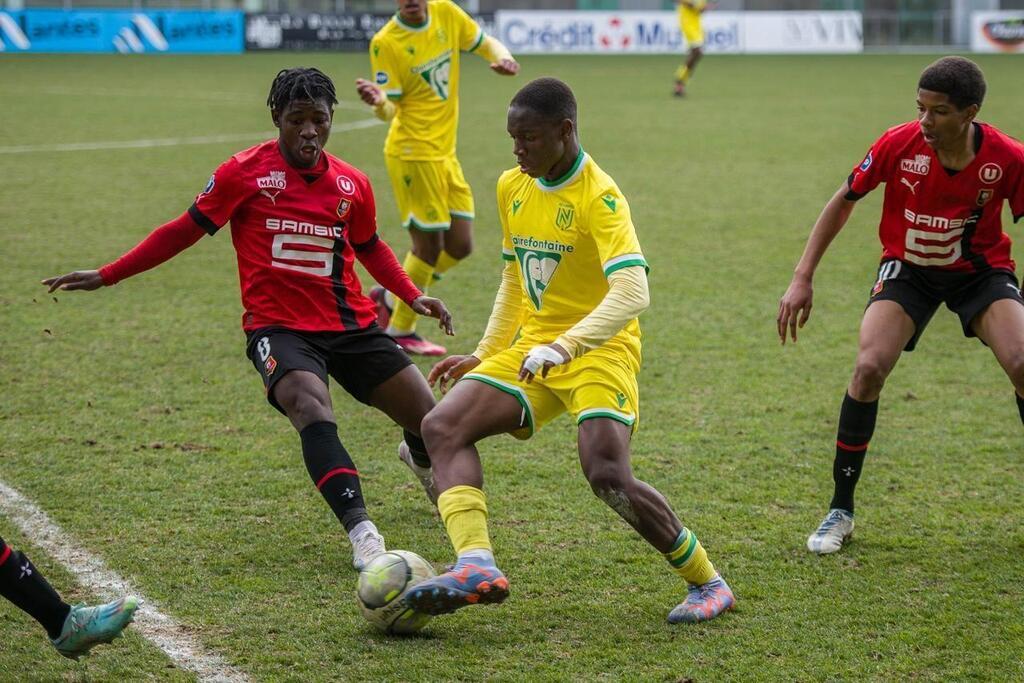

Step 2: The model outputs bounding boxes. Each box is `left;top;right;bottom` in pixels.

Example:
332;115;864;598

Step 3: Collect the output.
405;78;735;624
675;0;710;97
355;0;518;356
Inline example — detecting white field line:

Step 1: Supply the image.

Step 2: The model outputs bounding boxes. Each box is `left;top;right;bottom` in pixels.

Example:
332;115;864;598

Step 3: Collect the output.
0;117;382;155
0;478;250;683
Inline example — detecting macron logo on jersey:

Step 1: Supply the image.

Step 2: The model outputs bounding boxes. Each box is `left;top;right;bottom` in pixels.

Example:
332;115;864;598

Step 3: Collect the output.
900;154;930;175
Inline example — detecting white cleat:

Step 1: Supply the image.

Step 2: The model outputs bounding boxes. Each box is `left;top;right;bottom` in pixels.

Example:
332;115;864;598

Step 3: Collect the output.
351;530;386;571
807;509;854;554
398;441;438;505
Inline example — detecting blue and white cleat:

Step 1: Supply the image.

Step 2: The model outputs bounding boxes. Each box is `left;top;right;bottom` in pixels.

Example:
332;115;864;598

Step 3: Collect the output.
667;574;734;624
52;596;139;660
406;562;509;615
807;509;854;555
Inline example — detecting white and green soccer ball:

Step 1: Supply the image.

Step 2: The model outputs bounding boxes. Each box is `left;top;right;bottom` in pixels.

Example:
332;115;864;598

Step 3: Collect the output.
356;550;435;635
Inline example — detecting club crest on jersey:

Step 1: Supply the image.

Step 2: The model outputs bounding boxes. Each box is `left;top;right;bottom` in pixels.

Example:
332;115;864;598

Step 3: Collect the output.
900;154;931;175
977;189;994;206
337;198;353;219
257;171;287;191
515;247;562;310
555;203;575;231
337;175;356;195
859;151;873;172
979;163;1002;184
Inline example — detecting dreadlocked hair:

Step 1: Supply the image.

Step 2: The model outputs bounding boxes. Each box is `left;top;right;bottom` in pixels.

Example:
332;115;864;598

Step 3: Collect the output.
267;67;338;113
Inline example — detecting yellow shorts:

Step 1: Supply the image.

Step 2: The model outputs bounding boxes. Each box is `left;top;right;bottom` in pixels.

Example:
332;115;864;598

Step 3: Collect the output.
680;9;704;47
385;155;474;231
463;341;640;440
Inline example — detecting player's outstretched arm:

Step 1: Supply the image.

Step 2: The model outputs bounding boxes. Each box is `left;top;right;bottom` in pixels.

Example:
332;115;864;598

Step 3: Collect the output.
41;212;205;293
474;35;519;76
777;182;858;344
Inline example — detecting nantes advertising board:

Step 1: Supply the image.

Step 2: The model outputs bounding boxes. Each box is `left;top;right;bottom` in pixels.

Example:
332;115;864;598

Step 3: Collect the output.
0;9;242;53
495;11;862;55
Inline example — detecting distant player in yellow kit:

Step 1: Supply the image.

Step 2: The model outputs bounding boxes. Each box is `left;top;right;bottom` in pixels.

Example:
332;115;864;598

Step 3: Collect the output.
355;0;518;356
675;0;710;97
405;78;735;624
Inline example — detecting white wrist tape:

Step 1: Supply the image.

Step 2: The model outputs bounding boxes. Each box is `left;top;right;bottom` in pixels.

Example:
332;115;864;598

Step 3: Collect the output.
522;345;566;375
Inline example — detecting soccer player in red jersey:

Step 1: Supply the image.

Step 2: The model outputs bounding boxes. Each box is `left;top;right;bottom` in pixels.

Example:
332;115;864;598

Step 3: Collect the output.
777;56;1024;554
42;68;453;570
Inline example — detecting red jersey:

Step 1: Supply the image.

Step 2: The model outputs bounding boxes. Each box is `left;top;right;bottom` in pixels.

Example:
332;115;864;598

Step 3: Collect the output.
847;121;1024;272
191;141;382;332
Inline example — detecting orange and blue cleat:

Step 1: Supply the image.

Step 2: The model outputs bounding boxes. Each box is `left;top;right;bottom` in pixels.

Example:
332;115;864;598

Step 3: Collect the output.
406;561;509;615
667;574;734;624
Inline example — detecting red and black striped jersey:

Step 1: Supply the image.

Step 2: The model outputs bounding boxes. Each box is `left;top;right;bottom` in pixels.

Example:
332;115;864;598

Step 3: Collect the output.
192;140;381;332
847;121;1024;272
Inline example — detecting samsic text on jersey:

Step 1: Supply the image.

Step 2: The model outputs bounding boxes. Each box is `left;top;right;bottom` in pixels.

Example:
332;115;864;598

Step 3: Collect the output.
847;121;1024;272
190;140;380;332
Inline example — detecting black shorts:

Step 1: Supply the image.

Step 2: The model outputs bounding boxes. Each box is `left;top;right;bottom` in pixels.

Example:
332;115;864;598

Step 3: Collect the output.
867;259;1024;351
245;325;413;414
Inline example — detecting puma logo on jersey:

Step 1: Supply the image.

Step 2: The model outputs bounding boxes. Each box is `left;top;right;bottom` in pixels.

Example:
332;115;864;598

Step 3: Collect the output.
260;189;281;204
900;177;919;194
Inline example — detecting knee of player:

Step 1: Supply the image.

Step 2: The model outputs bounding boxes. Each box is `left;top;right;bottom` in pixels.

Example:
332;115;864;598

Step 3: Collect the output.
1004;349;1024;386
420;407;460;453
851;355;891;391
445;240;472;261
584;460;630;495
411;240;443;266
282;391;333;428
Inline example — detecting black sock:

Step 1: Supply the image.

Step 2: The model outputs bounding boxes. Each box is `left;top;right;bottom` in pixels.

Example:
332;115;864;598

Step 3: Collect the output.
829;393;878;514
403;429;431;468
0;538;71;639
299;422;369;532
1017;393;1024;426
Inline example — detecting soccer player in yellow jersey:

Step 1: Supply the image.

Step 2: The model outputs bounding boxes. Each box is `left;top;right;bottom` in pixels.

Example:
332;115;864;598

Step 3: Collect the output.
355;0;518;356
405;78;735;624
675;0;709;97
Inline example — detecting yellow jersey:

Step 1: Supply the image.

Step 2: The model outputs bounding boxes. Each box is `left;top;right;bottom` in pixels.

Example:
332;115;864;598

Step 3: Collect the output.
497;152;648;366
370;0;485;160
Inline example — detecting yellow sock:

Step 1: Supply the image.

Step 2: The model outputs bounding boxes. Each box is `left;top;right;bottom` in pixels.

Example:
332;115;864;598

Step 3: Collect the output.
665;527;716;586
389;252;434;334
675;65;690;83
438;485;492;555
431;250;460;281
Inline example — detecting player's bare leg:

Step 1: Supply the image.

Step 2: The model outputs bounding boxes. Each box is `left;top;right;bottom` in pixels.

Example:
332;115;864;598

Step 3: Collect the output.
273;370;384;569
674;46;703;97
577;418;733;623
577;418;680;550
406;380;524;614
970;297;1024;422
809;300;916;554
369;365;441;503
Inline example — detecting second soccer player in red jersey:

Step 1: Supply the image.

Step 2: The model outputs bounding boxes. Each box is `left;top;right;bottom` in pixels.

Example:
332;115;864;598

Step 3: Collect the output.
42;68;453;570
777;56;1024;554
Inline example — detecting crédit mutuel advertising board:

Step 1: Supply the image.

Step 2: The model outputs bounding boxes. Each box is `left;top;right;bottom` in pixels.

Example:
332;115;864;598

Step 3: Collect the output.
495;11;862;55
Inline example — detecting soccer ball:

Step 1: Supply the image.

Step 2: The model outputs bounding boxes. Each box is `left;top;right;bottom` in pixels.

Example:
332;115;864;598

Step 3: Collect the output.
357;550;435;634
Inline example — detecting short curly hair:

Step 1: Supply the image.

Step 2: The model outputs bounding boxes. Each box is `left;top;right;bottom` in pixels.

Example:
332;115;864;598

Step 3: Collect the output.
510;77;577;125
918;56;986;110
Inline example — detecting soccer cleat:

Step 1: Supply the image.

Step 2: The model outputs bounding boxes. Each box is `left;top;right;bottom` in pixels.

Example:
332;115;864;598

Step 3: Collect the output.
673;81;686;98
369;286;393;330
405;562;509;615
52;596;139;660
667;575;734;624
351;530;387;571
807;508;855;554
392;333;447;357
398;441;438;505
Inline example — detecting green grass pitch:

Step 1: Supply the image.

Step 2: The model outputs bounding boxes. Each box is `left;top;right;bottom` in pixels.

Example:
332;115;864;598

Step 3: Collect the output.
0;53;1022;681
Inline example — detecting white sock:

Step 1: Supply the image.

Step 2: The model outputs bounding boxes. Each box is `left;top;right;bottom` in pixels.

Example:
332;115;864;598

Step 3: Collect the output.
457;549;495;566
348;520;379;544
